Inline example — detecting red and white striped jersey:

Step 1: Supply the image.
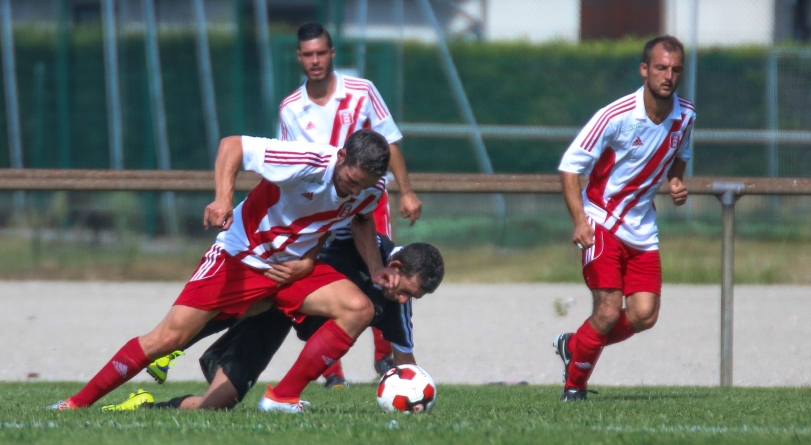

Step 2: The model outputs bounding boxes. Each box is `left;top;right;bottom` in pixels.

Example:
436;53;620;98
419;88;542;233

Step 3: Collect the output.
559;87;696;250
277;73;402;148
215;136;385;270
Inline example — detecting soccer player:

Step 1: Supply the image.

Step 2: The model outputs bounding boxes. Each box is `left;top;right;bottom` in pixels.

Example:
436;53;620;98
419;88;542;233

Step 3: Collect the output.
47;129;394;411
102;239;444;411
553;36;695;402
278;22;422;387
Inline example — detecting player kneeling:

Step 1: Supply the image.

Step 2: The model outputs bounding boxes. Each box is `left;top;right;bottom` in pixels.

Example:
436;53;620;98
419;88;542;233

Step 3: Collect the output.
102;238;443;412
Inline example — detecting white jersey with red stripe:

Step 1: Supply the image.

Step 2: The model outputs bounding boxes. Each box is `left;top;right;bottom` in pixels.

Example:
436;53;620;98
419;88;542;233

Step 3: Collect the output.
558;87;696;251
214;136;385;270
277;72;402;148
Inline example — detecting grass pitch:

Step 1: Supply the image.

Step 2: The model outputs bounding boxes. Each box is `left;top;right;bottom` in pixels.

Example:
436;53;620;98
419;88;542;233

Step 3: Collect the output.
1;383;809;444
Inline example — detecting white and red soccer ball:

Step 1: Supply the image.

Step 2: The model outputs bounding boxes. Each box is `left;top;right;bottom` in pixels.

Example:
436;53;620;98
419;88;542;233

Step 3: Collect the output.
376;364;436;413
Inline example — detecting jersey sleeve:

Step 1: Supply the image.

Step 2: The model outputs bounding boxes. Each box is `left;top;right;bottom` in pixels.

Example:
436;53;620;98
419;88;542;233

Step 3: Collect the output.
558;107;618;175
241;136;328;185
675;115;695;161
364;81;403;144
376;299;414;353
277;107;300;142
357;178;386;218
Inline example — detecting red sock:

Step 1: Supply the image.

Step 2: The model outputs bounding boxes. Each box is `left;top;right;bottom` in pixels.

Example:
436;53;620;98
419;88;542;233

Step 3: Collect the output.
372;327;392;361
321;360;345;379
565;319;608;390
69;337;151;407
606;309;636;346
274;320;354;398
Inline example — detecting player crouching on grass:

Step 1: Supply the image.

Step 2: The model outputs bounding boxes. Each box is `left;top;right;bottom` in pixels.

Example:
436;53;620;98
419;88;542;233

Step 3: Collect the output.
553;35;695;402
47;129;397;412
102;238;444;412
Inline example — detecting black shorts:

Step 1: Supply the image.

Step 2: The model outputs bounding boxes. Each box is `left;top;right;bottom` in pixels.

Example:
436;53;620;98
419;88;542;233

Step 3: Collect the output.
198;309;327;401
198;308;293;401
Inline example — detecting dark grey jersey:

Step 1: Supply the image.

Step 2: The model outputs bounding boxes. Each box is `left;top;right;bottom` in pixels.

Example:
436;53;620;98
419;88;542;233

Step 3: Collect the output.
296;235;414;352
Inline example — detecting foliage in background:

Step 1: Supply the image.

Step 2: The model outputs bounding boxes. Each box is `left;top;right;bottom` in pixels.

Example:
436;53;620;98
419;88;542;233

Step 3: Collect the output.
2;29;806;176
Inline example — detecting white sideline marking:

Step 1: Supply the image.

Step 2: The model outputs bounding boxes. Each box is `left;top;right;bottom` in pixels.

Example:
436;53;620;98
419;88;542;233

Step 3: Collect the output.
4;420;811;436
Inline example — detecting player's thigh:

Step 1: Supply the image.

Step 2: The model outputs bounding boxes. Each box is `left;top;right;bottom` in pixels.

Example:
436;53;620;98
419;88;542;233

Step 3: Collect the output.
298;279;372;319
582;225;625;291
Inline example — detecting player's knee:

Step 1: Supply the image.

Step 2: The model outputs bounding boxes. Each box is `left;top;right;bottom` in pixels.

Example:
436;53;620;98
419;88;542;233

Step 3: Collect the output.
628;307;659;332
144;329;188;357
342;293;374;324
593;306;622;331
633;312;659;332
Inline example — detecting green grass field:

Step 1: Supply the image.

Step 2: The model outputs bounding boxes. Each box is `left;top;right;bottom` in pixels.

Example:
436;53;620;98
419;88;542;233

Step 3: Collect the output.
2;382;809;444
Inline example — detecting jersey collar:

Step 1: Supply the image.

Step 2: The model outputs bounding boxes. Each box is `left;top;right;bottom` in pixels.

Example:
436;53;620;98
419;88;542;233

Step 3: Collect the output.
301;72;345;109
632;86;683;122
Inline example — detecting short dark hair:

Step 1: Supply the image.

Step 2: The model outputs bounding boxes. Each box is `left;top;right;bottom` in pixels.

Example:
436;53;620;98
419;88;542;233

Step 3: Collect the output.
391;243;445;294
642;35;685;65
298;23;333;48
343;130;390;177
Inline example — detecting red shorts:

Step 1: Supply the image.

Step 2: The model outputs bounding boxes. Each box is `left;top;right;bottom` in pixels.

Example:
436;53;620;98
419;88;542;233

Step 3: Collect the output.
372;190;391;237
581;224;662;296
174;244;346;321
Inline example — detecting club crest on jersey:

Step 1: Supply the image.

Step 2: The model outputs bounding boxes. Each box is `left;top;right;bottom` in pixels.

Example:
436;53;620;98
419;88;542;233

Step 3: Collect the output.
302;175;325;185
337;203;354;218
339;110;354;125
301;191;314;200
670;133;682;148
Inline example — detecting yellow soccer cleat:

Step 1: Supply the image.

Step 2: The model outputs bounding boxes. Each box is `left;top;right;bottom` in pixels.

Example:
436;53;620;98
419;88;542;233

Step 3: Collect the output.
146;350;185;384
101;389;154;411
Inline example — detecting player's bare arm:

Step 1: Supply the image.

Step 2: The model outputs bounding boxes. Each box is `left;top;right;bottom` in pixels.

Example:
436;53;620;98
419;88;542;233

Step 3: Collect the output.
388;142;422;225
264;236;327;285
204;136;243;230
560;172;594;249
351;217;398;290
667;158;688;206
392;349;416;367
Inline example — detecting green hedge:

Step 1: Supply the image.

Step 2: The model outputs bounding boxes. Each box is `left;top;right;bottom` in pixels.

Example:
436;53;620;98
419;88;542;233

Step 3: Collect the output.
1;29;805;176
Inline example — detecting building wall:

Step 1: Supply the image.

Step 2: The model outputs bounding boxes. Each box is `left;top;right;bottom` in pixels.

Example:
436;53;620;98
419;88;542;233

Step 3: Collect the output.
665;0;775;45
483;0;579;42
4;0;783;45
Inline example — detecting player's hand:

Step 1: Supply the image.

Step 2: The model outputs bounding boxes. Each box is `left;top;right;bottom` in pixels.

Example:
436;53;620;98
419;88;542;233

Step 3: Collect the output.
669;178;688;206
264;258;315;285
572;220;595;250
203;200;233;230
399;192;422;226
371;266;399;290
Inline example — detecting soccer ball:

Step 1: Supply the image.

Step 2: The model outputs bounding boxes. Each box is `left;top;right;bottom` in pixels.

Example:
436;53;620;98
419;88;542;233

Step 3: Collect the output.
376;364;436;413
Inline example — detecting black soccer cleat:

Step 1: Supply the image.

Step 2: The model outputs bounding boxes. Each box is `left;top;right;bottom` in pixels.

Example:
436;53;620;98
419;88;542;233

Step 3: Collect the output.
553;332;574;380
374;356;394;377
561;388;589;402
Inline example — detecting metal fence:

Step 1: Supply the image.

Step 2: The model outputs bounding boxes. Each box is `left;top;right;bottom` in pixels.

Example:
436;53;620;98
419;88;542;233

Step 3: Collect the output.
2;168;811;386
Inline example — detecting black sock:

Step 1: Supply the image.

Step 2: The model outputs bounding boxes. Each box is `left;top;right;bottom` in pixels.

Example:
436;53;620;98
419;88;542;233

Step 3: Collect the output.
143;395;194;409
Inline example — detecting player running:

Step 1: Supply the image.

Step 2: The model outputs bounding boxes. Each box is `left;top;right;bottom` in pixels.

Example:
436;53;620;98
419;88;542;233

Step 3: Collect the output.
553;36;695;402
47;129;394;412
102;238;444;411
278;22;422;387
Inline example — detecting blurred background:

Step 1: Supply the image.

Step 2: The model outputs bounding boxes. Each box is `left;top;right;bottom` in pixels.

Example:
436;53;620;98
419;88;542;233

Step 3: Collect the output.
0;0;809;283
